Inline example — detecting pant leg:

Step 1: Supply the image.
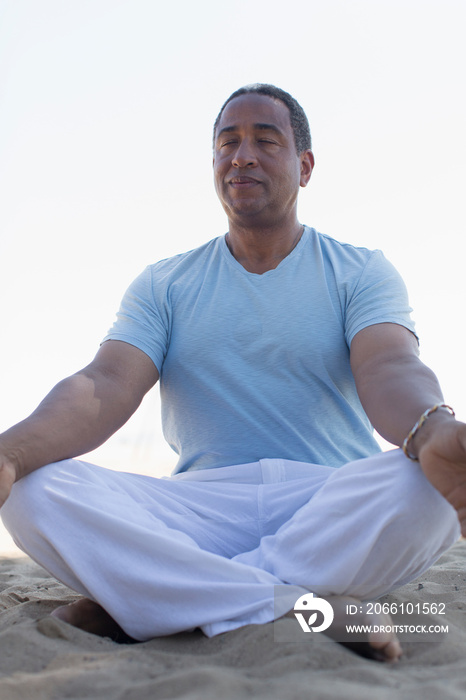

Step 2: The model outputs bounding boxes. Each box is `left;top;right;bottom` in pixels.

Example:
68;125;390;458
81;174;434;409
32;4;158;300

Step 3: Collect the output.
1;459;303;640
235;449;460;600
1;451;460;639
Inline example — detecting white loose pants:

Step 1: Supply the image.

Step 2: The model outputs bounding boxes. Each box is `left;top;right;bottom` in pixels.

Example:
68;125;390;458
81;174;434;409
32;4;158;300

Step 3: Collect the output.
1;450;460;640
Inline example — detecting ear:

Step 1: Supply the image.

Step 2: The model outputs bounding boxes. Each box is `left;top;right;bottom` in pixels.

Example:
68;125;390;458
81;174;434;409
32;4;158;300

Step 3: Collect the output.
299;150;315;188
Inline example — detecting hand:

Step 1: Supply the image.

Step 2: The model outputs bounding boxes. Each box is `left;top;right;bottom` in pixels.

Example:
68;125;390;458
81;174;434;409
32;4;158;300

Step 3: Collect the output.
0;459;17;509
418;420;466;536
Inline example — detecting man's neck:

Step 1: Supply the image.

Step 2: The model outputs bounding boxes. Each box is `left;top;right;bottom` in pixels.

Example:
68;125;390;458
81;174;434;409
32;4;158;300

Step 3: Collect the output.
225;222;305;274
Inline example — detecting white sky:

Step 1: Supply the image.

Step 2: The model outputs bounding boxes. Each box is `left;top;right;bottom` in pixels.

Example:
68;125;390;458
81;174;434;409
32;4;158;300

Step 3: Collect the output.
0;0;465;478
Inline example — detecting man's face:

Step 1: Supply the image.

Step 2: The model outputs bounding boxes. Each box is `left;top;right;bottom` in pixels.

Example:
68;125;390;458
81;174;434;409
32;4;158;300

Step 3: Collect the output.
213;93;313;229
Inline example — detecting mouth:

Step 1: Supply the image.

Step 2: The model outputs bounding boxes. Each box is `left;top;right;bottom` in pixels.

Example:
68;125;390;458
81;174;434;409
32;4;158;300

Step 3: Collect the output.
229;176;261;189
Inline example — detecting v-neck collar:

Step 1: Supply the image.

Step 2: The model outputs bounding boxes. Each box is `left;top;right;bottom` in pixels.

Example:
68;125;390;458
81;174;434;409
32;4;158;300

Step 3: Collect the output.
220;227;309;278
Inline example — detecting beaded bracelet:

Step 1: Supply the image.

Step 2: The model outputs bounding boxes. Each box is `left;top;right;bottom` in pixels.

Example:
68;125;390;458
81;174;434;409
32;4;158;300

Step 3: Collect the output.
402;404;455;461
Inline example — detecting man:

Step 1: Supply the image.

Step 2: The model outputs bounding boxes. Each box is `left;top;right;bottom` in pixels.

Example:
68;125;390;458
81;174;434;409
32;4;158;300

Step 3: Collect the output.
1;84;465;663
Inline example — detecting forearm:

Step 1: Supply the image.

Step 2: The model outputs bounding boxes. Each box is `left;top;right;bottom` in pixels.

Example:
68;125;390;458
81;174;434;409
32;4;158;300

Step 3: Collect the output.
0;369;138;481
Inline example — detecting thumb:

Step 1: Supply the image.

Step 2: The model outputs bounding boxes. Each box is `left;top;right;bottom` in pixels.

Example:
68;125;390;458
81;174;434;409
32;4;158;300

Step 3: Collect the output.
0;462;17;508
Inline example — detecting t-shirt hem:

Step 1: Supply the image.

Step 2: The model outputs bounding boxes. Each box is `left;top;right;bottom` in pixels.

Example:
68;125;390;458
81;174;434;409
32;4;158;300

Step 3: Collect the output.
346;318;418;348
101;334;162;373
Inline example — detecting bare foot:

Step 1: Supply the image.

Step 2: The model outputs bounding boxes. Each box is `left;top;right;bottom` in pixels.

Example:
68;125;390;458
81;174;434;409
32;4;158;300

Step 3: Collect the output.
285;594;402;662
51;598;134;643
323;596;402;662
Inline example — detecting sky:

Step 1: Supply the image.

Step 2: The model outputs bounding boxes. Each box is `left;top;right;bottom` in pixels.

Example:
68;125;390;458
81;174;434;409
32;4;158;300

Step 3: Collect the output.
0;0;465;479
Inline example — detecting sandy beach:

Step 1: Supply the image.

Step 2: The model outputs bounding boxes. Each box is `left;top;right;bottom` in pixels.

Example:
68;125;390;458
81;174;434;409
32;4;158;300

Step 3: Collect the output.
0;538;465;700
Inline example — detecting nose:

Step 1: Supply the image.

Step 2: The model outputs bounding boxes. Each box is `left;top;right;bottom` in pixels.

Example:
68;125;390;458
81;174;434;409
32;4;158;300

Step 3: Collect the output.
231;139;257;168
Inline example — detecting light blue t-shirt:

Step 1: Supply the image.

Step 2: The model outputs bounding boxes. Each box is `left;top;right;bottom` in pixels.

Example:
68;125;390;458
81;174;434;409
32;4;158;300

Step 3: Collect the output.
104;227;416;473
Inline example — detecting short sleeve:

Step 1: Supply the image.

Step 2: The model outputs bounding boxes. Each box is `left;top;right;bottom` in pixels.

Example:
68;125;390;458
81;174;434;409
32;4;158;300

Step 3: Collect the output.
102;266;169;373
344;250;417;346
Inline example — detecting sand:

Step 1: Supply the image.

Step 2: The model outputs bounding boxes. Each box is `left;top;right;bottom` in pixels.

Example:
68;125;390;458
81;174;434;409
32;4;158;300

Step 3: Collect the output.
0;541;466;699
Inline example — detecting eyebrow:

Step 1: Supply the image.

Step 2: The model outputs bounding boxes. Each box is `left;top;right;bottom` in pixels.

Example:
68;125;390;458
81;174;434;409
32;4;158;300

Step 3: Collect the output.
216;123;284;140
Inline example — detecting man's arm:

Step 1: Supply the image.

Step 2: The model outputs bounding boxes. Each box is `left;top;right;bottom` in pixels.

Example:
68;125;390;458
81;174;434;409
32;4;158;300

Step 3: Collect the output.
351;323;466;534
350;322;446;446
0;340;159;506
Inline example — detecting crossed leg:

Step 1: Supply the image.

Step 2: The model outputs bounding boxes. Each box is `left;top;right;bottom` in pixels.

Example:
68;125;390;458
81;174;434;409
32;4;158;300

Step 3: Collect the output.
1;451;460;661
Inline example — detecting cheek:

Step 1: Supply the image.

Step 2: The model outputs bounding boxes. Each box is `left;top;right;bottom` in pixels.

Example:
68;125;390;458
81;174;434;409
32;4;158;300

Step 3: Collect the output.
212;164;222;187
213;158;227;181
213;170;229;202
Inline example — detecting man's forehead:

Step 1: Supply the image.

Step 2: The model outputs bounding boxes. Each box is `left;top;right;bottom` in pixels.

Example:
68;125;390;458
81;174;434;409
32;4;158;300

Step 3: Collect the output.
216;93;291;133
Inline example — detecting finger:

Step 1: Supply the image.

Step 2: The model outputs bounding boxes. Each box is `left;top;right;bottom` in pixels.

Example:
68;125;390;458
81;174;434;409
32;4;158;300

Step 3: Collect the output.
0;463;16;508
